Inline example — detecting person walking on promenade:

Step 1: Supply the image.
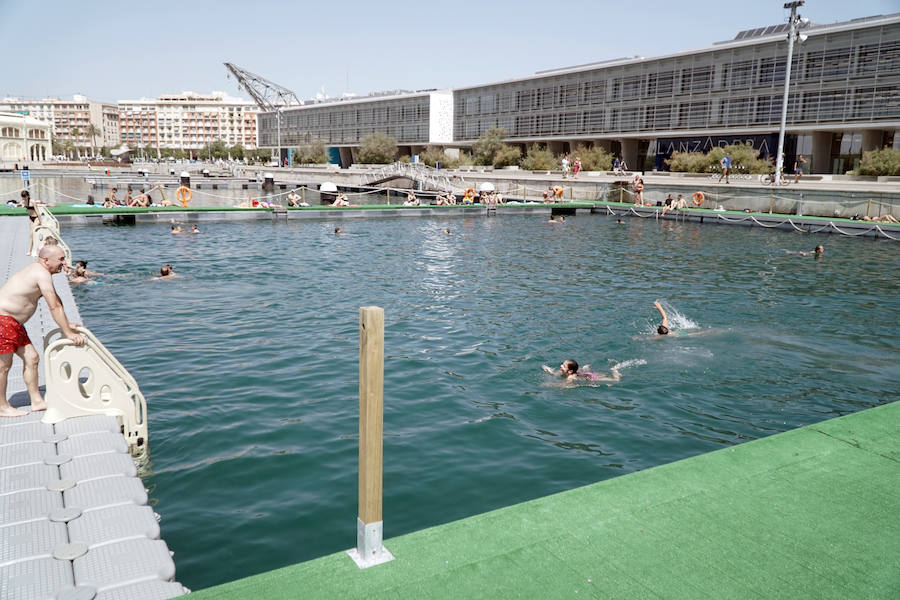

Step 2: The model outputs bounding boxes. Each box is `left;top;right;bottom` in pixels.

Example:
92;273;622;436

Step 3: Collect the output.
793;154;806;184
572;157;582;178
0;246;85;417
718;152;732;184
561;155;570;178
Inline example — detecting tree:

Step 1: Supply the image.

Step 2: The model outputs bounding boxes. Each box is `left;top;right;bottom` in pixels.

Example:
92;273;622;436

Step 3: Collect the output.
520;144;557;171
472;127;507;165
70;127;82;158
358;132;398;164
85;124;101;157
229;144;245;160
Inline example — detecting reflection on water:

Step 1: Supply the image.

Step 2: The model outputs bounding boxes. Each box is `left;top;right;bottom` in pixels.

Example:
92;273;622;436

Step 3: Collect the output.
60;213;899;590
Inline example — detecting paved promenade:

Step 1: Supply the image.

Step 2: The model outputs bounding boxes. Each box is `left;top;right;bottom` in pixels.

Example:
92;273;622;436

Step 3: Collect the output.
193;401;899;599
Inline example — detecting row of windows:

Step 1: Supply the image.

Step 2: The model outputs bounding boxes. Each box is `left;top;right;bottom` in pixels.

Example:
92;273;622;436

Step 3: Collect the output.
261;124;430;146
274;103;428;130
453;86;899;138
0;127;20;137
456;38;900;117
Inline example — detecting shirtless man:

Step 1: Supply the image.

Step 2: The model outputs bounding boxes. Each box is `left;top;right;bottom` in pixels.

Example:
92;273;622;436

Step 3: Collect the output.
0;246;85;417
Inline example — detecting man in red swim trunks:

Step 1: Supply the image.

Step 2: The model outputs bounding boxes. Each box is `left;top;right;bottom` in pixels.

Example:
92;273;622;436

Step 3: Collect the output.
0;245;85;417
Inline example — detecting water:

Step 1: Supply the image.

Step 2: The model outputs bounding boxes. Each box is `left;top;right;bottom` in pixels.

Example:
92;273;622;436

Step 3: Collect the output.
60;213;899;590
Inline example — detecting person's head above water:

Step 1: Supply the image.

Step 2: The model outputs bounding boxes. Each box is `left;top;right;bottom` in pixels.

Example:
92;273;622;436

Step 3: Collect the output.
562;359;579;375
657;324;669;335
814;245;824;255
159;264;174;276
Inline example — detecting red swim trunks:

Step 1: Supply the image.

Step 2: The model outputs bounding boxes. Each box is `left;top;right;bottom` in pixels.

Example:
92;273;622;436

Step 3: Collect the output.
0;315;31;354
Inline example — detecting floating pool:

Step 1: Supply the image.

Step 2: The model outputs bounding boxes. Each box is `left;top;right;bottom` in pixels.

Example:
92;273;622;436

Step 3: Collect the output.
62;213;899;590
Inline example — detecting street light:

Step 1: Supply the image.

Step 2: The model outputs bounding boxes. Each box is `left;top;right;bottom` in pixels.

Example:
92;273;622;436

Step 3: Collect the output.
775;1;810;183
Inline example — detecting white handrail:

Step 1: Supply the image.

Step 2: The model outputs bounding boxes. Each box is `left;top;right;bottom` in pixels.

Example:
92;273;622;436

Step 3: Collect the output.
41;326;149;460
32;225;72;265
36;204;60;233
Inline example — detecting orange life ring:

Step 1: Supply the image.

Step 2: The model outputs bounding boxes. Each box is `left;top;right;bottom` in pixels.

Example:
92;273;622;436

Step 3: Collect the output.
176;186;193;207
463;188;475;203
691;191;705;206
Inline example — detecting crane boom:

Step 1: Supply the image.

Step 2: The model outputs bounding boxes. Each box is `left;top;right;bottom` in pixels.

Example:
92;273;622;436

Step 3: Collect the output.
224;62;302;111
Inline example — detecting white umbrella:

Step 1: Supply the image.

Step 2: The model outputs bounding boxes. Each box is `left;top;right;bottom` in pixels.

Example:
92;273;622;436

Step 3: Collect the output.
320;182;338;192
478;182;495;192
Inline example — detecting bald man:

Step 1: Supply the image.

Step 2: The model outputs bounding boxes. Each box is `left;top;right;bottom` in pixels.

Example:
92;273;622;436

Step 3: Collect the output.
0;245;85;417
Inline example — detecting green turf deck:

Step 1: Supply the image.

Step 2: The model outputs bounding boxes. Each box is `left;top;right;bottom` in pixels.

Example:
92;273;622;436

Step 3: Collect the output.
191;401;899;599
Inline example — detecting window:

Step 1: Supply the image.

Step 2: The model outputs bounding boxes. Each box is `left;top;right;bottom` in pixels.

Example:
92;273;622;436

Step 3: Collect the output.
724;61;754;87
721;98;751;126
677;102;710;127
681;66;713;92
646;104;672;129
758;57;786;85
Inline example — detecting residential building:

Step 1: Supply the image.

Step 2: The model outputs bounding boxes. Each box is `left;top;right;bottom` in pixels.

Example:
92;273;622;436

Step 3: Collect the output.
117;91;257;156
0;111;52;162
0;95;117;157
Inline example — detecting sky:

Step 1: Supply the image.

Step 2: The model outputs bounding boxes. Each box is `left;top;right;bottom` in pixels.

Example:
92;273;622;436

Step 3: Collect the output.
0;0;896;104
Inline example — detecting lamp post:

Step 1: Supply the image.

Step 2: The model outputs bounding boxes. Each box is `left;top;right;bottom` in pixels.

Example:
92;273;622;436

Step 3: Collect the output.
775;1;809;184
276;108;282;168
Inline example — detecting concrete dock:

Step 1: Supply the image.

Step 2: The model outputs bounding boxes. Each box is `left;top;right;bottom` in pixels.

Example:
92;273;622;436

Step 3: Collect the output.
0;217;186;599
192;400;899;599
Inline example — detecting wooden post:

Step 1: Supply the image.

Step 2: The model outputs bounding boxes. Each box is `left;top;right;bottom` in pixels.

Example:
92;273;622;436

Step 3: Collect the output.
386;188;390;204
301;187;306;204
348;306;393;568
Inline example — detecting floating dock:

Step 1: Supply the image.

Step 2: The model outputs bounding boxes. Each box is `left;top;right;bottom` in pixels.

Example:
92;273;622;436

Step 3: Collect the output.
192;400;899;599
0;217;186;599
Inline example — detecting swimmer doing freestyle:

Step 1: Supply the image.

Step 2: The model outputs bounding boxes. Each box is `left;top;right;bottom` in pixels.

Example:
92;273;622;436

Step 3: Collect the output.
543;359;621;382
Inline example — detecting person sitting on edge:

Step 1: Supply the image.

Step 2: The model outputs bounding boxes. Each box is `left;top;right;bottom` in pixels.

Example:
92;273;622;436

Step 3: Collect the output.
543;359;621;383
106;187;119;206
861;214;899;223
0;245;86;417
403;192;419;206
672;194;688;210
331;193;350;207
286;189;301;207
171;225;183;234
124;189;135;206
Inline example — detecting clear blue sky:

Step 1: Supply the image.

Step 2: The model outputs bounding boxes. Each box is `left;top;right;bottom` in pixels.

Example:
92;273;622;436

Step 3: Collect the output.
0;0;896;104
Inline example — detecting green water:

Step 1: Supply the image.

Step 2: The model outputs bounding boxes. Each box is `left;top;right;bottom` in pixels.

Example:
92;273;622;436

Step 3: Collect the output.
62;214;899;590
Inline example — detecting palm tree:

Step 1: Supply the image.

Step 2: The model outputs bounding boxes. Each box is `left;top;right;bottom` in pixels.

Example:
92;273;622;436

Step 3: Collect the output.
70;127;82;159
85;124;101;158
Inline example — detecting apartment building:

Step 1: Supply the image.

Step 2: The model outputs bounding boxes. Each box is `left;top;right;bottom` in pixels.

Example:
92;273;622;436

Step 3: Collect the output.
0;95;118;156
117;91;257;155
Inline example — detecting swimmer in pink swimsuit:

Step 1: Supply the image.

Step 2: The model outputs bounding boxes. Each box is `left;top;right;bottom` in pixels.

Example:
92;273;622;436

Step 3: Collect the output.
544;359;621;383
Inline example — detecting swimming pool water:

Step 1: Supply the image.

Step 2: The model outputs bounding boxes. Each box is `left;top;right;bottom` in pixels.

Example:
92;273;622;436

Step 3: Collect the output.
62;214;899;590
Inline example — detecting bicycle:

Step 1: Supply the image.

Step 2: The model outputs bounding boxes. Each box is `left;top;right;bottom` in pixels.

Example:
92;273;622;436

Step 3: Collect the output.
759;172;791;186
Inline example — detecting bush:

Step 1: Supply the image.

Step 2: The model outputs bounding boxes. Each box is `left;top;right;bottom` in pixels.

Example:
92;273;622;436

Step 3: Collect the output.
229;144;245;160
666;143;771;174
472;127;507;165
520;144;557;171
358;132;398;164
295;139;328;164
573;144;613;172
492;145;522;168
419;145;461;169
853;147;900;176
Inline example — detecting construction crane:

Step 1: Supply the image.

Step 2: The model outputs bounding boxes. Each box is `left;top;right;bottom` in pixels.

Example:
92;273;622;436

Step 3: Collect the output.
224;62;302;165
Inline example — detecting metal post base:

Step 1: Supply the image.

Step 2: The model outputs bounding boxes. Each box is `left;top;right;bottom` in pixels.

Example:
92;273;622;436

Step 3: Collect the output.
347;518;394;569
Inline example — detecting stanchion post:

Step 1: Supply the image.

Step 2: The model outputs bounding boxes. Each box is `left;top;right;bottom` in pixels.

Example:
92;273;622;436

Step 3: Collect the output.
348;306;393;568
301;187;306;204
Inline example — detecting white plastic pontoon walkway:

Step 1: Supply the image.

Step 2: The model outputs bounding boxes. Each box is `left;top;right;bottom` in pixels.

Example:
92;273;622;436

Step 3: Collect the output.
0;216;187;600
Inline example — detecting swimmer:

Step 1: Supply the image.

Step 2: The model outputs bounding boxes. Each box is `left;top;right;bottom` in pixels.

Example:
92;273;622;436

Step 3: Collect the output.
542;359;621;382
156;264;178;280
191;224;201;234
334;227;342;235
654;300;670;335
616;218;625;224
171;225;183;234
443;228;451;235
548;215;566;223
646;301;710;339
67;264;91;284
786;245;823;257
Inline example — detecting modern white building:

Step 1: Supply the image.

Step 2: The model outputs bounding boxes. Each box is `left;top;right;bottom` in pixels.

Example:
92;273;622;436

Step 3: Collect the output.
117;91;258;156
0;111;52;162
0;95;118;156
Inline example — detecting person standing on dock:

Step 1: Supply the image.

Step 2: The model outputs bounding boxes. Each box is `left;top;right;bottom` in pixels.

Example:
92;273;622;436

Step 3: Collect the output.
0;246;85;418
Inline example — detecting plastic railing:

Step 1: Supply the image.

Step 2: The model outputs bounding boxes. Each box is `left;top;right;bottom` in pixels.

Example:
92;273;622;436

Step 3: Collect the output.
32;225;72;265
36;204;60;233
41;326;149;459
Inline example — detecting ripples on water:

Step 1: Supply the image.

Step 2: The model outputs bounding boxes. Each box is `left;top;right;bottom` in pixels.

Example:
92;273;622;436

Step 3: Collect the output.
63;215;900;589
